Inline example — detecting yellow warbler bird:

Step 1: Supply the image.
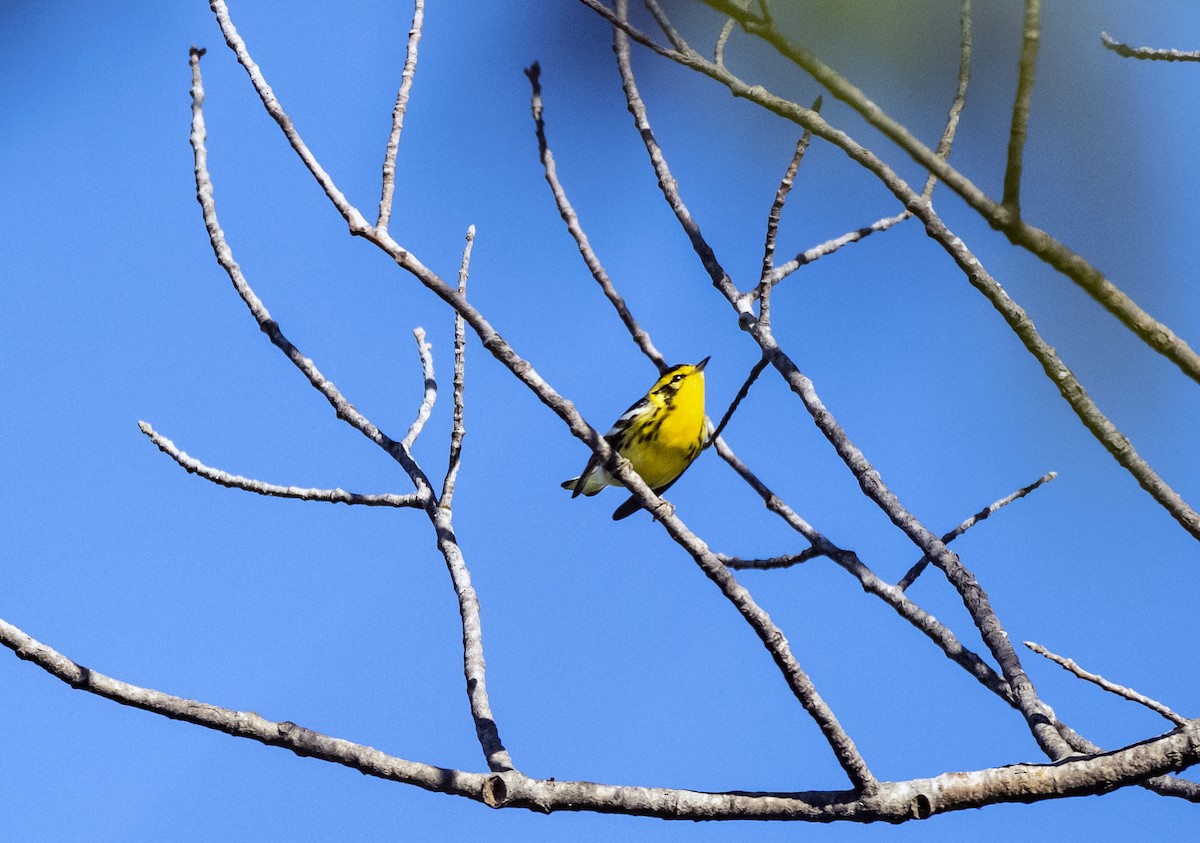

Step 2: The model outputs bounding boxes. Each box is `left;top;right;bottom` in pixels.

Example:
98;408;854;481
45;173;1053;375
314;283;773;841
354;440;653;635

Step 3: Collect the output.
562;357;709;520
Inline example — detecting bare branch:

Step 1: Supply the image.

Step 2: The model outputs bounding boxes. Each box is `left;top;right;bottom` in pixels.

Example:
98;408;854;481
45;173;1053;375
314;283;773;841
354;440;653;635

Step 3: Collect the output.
524;61;666;369
441;226;473;508
208;1;370;235
190;48;413;478
761;109;818;286
1057;723;1200;802
402;327;437;450
720;548;820;570
377;0;426;231
923;0;972;199
714;17;735;66
1001;0;1040;212
766;211;909;288
706;355;769;448
1101;32;1200;62
898;471;1057;592
643;0;689;55
138;421;426;508
1026;641;1190;727
4;614;1197;820
712;436;1013;702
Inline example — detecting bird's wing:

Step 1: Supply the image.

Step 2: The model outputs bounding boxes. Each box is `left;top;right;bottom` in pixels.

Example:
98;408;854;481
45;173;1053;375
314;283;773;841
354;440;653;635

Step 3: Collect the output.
570;395;651;497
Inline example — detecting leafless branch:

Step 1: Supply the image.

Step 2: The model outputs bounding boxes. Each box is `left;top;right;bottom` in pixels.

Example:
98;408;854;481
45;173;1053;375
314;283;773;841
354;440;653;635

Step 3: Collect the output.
761;111;818;286
163;1;1200;814
138;421;426;508
402;327;437;449
1101;32;1200;62
923;0;972;199
209;1;371;235
707;355;769;448
714;17;735;66
1026;641;1190;727
4;615;1197;820
524;60;666;369
898;471;1057;592
441;226;473;508
1001;0;1040;213
720;548;820;570
377;0;426;231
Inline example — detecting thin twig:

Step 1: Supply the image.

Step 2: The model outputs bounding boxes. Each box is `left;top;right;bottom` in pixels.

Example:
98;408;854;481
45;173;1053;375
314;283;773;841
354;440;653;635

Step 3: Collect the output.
1101;32;1200;62
402;327;437;449
612;0;1072;763
377;0;426;231
1026;641;1189;726
706;355;769;448
766;212;909;288
761;109;818;287
524;61;666;369
189;46;514;774
714;17;735;66
1001;0;1040;213
138;421;426;508
441;226;473;508
643;0;688;54
720;549;820;570
923;0;972;199
898;472;1057;592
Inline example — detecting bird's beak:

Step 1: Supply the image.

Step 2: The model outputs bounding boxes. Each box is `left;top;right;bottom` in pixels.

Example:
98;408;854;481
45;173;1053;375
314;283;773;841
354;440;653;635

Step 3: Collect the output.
696;356;710;371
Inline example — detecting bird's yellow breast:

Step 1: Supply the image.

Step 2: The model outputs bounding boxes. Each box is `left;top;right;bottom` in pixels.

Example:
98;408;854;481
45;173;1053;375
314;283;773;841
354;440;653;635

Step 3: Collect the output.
617;374;706;489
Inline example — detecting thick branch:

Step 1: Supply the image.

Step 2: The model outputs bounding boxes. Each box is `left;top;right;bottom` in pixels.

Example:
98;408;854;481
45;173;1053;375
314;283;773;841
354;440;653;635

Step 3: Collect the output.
4;612;1197;821
440;226;473;508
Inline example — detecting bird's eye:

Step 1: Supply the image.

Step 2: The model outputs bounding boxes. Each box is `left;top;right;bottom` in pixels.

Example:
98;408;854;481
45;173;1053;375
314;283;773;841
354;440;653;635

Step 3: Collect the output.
672;374;684;383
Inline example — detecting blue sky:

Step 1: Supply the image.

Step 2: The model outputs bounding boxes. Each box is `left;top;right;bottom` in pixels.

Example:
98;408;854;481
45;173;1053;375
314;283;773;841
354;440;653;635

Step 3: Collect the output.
2;1;1198;839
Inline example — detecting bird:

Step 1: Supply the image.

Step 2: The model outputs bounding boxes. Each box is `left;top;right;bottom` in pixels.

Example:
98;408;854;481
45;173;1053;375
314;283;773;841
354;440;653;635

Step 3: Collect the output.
562;357;709;520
